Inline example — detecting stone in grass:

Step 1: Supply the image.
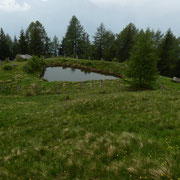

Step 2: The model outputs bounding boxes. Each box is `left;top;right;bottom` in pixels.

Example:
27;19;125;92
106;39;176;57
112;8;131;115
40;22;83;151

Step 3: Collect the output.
173;77;180;83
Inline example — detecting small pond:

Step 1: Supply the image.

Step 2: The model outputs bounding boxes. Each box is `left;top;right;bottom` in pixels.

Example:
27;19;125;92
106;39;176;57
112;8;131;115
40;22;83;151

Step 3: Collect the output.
43;67;118;82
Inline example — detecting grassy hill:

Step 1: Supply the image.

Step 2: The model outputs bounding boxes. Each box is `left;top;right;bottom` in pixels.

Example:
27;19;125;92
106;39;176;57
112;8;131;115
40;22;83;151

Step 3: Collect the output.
0;58;180;179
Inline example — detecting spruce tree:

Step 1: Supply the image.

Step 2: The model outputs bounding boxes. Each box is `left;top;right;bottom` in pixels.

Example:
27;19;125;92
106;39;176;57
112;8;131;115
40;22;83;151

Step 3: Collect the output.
12;36;19;58
127;29;158;88
93;23;106;60
158;29;179;77
26;21;49;56
0;28;11;60
116;23;138;62
64;16;86;58
103;30;116;61
52;35;59;57
59;37;66;56
18;29;28;54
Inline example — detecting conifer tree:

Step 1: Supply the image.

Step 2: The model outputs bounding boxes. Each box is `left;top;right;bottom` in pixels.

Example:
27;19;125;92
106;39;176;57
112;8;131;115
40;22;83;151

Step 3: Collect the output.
26;21;49;56
12;36;19;58
0;28;11;60
158;29;179;77
103;30;116;61
116;23;138;62
18;29;28;54
64;16;87;58
127;29;158;88
93;23;106;60
52;35;59;57
59;37;66;56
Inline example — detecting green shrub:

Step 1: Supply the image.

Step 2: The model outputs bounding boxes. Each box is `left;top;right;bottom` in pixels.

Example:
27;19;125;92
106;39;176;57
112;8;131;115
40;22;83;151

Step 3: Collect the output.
4;58;10;63
15;56;26;62
3;64;13;70
112;58;118;62
23;56;45;73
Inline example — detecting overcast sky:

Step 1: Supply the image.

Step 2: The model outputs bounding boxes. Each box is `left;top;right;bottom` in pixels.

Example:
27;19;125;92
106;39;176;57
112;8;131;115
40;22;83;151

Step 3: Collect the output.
0;0;180;41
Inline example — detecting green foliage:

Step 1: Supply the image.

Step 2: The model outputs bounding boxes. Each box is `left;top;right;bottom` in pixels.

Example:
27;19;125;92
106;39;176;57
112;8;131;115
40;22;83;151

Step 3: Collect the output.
26;21;49;56
23;56;45;73
127;29;159;88
63;16;90;59
112;57;118;62
4;58;10;63
116;23;138;62
18;29;28;55
2;64;12;70
158;29;180;77
93;23;116;60
0;28;12;60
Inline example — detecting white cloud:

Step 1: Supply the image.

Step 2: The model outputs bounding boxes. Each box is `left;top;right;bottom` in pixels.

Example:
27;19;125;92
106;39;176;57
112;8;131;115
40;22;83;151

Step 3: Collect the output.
89;0;180;11
0;0;31;12
0;0;48;12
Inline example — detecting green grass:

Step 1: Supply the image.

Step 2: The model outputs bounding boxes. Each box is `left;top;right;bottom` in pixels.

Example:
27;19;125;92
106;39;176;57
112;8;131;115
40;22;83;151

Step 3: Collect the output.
0;58;180;179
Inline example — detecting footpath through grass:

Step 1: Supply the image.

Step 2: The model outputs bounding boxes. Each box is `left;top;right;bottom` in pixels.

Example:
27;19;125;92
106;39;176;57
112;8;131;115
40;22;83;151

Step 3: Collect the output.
0;58;180;179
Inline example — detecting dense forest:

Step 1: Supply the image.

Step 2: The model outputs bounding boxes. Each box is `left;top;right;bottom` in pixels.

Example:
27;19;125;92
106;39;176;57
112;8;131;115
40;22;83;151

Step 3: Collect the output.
0;15;180;77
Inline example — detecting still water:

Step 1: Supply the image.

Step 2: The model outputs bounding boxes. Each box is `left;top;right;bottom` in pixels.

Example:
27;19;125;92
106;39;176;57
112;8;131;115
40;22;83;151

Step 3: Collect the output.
43;67;117;82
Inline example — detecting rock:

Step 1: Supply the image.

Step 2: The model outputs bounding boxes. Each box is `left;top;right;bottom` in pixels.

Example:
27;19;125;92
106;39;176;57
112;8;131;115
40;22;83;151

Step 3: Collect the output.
173;77;180;83
16;54;32;60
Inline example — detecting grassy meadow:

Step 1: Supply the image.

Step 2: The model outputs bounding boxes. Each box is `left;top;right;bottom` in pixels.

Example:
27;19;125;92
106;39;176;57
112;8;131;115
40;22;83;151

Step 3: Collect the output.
0;58;180;179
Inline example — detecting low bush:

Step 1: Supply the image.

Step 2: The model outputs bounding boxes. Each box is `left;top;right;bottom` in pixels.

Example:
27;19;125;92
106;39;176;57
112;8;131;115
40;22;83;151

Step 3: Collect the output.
3;64;13;70
23;56;45;73
15;57;26;62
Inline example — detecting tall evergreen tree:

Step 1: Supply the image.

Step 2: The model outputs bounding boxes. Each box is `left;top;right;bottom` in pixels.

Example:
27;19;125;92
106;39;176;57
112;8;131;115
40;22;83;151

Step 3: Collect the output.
158;29;179;77
93;23;106;60
5;34;13;59
26;21;49;56
12;36;19;58
127;29;158;87
59;37;66;56
79;32;91;59
52;35;59;57
18;29;28;54
103;30;116;61
174;37;180;77
64;16;86;58
44;36;52;57
0;28;11;60
116;23;138;62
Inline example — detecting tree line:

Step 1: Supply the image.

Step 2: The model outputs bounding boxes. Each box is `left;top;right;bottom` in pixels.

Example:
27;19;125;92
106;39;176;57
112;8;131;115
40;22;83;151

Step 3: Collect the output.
0;15;180;77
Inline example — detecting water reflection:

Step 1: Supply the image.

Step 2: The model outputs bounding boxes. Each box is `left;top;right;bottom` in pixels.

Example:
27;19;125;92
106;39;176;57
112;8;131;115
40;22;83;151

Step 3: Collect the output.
43;67;117;82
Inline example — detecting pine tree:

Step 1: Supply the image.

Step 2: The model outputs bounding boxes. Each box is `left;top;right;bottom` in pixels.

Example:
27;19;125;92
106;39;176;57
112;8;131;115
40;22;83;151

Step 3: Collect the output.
12;36;19;58
59;37;66;56
158;29;179;77
64;16;86;58
116;23;138;62
103;30;116;61
127;29;158;88
52;35;59;57
26;21;49;56
5;34;13;59
18;29;28;54
0;28;11;60
93;23;106;60
79;32;91;59
174;37;180;77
